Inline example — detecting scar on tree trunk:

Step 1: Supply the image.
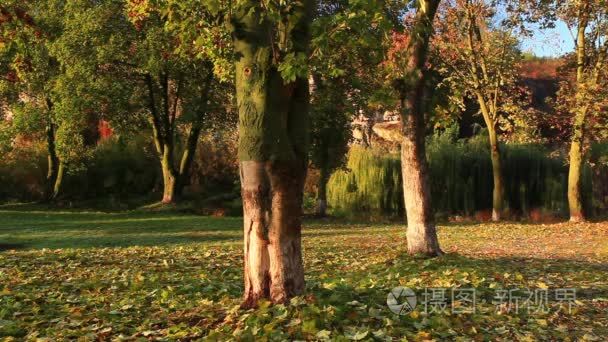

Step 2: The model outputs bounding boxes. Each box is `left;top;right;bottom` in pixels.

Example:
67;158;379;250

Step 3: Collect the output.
233;0;312;308
241;161;306;308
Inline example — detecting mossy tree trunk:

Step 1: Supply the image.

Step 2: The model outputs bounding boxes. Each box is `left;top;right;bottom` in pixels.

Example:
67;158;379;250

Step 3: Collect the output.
232;0;312;308
396;0;442;257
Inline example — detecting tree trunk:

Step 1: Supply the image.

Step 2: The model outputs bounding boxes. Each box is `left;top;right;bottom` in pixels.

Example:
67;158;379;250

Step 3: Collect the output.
316;167;329;217
241;161;306;307
52;162;65;200
396;0;442;257
232;0;312;308
175;124;203;199
44;116;60;202
568;113;585;222
400;104;442;256
488;125;504;221
161;151;178;204
568;10;589;223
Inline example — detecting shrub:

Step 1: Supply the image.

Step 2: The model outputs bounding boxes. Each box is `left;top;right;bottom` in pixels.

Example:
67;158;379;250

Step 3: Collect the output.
328;129;604;219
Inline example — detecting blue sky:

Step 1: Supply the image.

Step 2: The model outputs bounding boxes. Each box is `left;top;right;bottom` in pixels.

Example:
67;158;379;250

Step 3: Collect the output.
520;21;575;57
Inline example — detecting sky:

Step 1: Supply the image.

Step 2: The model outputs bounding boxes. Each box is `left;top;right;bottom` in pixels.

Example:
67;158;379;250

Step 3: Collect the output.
520;20;575;57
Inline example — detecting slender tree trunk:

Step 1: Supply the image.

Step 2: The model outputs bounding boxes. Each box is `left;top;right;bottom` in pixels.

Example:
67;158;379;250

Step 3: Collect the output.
316;166;329;217
487;124;504;221
233;0;312;308
43;105;61;202
52;162;65;200
175;124;203;198
568;9;589;222
568;110;586;222
474;91;505;221
396;0;442;257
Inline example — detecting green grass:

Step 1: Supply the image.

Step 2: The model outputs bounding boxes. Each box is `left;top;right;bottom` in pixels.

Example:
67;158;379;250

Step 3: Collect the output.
1;208;607;340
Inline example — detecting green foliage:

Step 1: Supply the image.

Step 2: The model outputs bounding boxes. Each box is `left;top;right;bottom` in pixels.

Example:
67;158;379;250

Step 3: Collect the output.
0;133;239;204
327;146;403;218
0;143;47;201
328;129;604;218
309;77;353;183
0;210;607;340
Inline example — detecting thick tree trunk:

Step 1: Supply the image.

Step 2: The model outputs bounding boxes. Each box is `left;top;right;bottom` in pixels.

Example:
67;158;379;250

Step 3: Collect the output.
316;167;329;217
232;0;312;308
241;161;306;307
396;0;442;257
488;126;504;221
400;103;442;256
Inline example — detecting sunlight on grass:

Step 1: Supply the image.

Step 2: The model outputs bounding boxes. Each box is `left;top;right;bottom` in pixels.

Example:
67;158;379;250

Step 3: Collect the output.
1;210;607;340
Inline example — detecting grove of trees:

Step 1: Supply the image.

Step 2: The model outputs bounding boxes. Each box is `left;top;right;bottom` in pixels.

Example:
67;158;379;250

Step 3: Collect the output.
1;0;607;308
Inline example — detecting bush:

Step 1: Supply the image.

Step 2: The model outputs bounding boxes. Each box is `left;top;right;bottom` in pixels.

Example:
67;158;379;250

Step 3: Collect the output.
327;145;403;219
0;141;47;202
328;128;604;219
0;132;240;207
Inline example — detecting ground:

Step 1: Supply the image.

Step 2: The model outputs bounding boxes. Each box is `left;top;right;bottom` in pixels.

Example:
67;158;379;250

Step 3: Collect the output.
1;206;607;341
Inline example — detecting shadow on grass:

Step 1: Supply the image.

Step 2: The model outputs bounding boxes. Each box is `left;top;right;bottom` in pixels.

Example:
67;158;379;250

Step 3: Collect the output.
0;209;243;250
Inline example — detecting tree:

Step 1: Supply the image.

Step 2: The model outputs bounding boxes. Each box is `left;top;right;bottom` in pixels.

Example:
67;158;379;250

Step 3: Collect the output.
0;1;87;201
386;0;443;256
309;76;352;216
308;0;389;216
558;0;608;222
230;0;314;307
433;0;526;221
56;0;232;204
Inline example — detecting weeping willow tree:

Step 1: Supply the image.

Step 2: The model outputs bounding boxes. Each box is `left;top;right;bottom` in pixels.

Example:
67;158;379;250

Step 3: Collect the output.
327;146;403;218
329;129;597;219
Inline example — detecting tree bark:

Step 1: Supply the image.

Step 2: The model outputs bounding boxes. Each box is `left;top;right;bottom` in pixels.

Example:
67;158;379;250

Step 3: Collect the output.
568;6;590;222
487;122;504;222
175;125;203;198
396;0;442;257
160;149;178;204
568;111;586;222
43;100;62;202
52;162;65;201
232;0;312;308
400;98;442;256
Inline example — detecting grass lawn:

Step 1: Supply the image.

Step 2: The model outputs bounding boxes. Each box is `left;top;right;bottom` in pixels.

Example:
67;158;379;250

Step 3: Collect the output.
1;207;607;341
